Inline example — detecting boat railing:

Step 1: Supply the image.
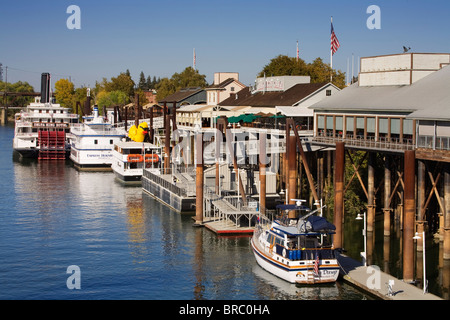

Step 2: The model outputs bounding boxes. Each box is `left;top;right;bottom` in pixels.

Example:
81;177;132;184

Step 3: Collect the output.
274;244;335;261
143;169;191;198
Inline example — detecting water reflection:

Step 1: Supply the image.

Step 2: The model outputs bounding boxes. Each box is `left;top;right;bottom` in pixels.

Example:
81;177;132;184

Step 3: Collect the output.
343;213;450;299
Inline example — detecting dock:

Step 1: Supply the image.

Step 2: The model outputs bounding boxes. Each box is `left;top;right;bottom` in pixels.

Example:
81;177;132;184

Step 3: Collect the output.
203;219;254;236
336;252;442;300
202;186;261;235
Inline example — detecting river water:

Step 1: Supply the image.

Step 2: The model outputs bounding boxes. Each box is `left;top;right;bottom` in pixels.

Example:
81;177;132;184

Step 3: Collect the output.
0;124;447;300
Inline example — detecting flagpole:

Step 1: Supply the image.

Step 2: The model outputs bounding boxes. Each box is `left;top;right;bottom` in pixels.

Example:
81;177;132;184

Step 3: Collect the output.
330;16;333;83
193;48;196;70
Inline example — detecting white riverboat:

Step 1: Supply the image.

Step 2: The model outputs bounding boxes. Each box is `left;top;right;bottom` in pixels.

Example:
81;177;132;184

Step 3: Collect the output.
69;106;128;171
251;203;340;285
13;96;79;159
111;140;163;184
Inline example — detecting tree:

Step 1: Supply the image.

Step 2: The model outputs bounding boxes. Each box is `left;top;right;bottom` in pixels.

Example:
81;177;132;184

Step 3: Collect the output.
54;78;75;109
138;71;147;90
0;80;35;107
104;72;135;97
258;55;346;89
97;90;129;109
156;67;208;100
258;55;308;78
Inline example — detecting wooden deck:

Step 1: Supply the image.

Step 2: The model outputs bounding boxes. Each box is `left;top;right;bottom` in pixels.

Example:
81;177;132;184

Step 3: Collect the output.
203;219;254;236
336;252;442;300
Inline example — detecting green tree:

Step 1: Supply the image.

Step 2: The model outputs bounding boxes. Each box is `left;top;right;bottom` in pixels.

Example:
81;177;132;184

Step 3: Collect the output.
146;76;152;89
104;72;135;97
258;55;346;89
258;55;308;78
97;90;129;109
0;80;35;107
138;71;147;90
54;78;75;109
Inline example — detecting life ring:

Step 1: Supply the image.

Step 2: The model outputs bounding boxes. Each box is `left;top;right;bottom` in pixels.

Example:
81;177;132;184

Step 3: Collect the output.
127;154;143;163
144;154;159;163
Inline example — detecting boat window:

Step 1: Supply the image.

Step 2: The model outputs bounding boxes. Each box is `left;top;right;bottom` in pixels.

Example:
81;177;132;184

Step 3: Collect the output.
94;140;98;145
110;140;113;144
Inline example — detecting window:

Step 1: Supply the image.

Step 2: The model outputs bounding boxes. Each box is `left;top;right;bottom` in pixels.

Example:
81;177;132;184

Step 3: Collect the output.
110;140;114;144
326;89;332;96
94;140;98;145
231;87;235;92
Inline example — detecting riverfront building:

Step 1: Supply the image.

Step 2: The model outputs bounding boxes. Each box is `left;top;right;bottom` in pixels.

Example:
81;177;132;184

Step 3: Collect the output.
309;52;450;283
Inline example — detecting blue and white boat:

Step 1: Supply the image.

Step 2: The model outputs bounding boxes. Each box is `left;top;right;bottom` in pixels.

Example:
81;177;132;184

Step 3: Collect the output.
69;106;128;171
251;203;340;285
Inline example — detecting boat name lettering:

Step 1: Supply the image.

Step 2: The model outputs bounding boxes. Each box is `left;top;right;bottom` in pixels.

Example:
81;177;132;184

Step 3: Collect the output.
87;154;112;158
33;122;69;128
322;269;339;276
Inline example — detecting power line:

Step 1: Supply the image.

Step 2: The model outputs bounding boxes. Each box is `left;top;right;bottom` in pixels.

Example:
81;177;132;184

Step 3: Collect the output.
5;65;72;79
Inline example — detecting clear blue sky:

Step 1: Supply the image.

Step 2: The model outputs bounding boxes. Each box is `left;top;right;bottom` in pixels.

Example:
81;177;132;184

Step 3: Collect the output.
1;0;450;91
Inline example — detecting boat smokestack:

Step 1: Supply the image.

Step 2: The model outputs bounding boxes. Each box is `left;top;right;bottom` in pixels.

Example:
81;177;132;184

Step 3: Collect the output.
40;73;51;103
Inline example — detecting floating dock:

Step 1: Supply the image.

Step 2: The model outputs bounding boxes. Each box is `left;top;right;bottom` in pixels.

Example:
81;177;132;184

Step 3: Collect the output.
336;252;442;300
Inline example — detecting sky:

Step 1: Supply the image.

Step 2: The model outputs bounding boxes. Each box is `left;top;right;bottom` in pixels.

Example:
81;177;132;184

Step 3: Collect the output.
1;0;450;91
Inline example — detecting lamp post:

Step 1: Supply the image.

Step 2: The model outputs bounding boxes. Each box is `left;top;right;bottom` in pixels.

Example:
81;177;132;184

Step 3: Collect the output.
356;212;367;266
413;231;427;294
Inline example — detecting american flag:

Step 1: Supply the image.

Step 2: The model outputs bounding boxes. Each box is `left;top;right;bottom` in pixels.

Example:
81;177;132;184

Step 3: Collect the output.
314;254;320;276
331;22;340;55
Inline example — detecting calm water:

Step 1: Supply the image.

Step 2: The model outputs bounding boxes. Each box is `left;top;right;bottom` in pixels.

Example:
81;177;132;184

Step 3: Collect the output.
0;124;447;300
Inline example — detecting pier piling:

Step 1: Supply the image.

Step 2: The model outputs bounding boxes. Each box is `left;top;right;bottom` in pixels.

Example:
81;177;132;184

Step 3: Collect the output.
334;142;345;250
445;164;450;260
403;150;416;282
195;132;204;226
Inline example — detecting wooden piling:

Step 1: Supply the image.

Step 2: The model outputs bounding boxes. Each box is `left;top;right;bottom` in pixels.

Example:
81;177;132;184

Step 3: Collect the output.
384;156;391;236
164;102;170;173
259;132;267;214
367;152;375;233
444;164;450;260
195;132;204;225
334;142;345;250
288;135;297;217
403;150;416;282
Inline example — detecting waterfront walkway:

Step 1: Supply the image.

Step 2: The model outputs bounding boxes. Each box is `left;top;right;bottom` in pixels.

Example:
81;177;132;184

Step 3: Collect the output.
336;252;442;300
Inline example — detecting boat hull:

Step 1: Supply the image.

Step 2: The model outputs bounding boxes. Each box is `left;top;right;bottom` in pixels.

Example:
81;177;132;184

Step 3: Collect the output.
251;237;340;285
113;171;142;185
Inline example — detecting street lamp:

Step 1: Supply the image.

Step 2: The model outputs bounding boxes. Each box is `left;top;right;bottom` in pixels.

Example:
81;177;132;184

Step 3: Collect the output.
413;231;427;294
356;212;367;266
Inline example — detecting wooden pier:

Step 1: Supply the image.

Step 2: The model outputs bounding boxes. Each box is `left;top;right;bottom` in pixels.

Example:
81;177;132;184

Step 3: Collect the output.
336;252;442;300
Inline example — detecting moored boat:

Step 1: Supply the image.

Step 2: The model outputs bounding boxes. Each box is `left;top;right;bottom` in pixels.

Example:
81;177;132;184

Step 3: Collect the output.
12;73;79;159
111;140;163;184
69;106;128;171
251;203;340;285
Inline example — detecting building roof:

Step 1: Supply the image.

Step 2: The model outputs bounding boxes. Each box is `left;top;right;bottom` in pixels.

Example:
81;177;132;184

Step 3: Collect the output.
310;65;450;120
206;78;244;90
158;87;204;103
276;105;313;117
219;82;328;108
